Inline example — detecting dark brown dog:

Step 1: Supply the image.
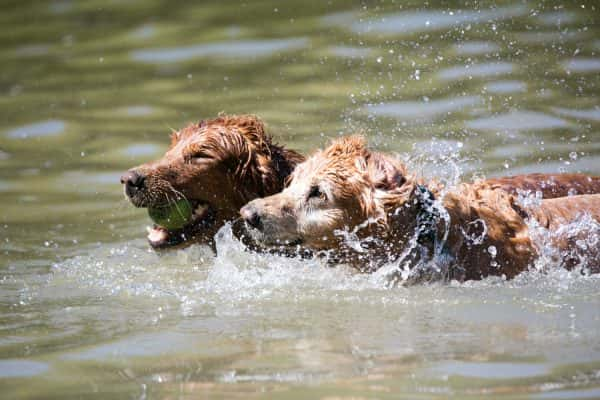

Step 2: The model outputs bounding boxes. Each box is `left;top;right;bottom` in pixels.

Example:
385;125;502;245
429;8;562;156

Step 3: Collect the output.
240;136;600;281
121;114;304;248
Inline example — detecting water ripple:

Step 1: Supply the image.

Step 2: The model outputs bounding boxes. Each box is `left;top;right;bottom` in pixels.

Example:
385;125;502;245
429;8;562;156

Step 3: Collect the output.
351;5;527;35
466;110;570;132
438;62;514;81
5;120;65;139
366;95;482;122
131;38;308;64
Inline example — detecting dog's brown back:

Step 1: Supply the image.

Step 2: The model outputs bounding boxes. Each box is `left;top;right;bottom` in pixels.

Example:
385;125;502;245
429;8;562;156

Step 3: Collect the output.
485;173;600;198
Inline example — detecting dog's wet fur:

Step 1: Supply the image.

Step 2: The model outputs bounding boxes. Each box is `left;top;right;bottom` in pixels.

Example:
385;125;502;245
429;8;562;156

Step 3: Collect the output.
121;114;303;249
241;136;600;282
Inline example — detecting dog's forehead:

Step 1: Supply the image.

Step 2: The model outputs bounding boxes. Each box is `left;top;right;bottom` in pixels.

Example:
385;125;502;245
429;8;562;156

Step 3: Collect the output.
167;125;217;154
166;134;196;156
177;124;214;143
289;156;363;199
302;150;360;174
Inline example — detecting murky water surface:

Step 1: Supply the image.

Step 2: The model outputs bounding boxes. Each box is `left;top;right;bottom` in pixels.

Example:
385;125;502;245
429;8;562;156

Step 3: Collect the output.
1;1;600;398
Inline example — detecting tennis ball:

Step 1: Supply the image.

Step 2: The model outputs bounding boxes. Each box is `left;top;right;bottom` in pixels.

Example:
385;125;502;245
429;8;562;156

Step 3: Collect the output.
148;199;193;230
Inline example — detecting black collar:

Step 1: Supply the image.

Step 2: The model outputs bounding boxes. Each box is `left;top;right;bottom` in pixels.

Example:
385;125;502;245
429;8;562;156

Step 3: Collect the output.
414;184;441;246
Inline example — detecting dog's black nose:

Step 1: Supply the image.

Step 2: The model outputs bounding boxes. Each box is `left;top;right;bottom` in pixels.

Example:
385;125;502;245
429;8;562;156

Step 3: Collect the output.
240;205;262;230
120;170;145;190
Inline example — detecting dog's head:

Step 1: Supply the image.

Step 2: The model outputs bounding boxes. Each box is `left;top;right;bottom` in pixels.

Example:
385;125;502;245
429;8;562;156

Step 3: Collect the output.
240;136;417;255
121;114;302;248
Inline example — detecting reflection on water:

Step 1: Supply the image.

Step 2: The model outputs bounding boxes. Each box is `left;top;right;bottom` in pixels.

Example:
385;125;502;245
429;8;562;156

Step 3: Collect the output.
5;120;65;139
0;360;49;378
1;0;600;398
328;45;372;59
430;361;549;379
121;105;155;117
485;80;527;94
552;106;600;122
349;5;527;35
131;38;308;64
437;61;514;81
453;40;500;55
466;110;571;132
536;10;578;26
531;388;600;399
563;58;600;73
129;24;158;41
14;44;51;57
121;143;162;158
366;95;482;122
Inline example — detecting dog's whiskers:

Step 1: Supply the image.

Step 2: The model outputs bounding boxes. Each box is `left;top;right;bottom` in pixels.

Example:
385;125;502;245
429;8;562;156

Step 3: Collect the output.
167;183;188;203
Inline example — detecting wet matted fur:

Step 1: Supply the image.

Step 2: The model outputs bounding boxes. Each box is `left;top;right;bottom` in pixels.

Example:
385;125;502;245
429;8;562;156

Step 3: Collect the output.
240;136;600;282
121;114;304;248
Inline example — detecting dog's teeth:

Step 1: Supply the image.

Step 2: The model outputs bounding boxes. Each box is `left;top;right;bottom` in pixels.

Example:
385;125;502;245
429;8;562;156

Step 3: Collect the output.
147;226;168;243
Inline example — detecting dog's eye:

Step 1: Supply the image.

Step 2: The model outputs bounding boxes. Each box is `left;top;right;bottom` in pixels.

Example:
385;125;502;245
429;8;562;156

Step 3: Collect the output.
308;185;326;201
184;152;209;164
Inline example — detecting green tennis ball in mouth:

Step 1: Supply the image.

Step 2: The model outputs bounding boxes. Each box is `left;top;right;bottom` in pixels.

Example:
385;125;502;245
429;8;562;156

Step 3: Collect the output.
148;199;193;230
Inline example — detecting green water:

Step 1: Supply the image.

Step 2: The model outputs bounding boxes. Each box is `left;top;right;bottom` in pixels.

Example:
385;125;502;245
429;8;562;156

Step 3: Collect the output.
1;1;600;398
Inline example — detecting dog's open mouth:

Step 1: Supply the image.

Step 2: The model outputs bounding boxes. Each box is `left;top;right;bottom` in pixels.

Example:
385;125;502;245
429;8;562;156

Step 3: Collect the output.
146;200;216;248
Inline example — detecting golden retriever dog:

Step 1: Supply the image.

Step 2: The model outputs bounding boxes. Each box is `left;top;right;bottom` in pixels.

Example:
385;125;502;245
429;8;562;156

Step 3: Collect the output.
240;136;600;282
121;114;304;248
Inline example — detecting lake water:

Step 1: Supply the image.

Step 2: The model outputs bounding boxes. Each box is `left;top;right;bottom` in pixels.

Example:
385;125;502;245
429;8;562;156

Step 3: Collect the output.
1;1;600;398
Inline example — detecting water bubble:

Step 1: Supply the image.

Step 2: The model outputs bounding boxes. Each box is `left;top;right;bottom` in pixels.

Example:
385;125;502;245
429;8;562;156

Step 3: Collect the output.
488;245;497;258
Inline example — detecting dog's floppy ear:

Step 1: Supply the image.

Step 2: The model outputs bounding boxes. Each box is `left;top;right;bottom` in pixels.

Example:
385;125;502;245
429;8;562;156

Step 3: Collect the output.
367;152;407;191
212;116;282;197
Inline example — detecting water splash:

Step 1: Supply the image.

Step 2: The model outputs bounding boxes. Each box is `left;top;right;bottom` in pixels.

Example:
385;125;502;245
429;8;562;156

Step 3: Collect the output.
528;213;600;275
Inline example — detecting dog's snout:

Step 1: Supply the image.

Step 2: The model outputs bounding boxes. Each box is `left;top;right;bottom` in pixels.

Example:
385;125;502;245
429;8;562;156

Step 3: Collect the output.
120;170;145;191
241;204;262;230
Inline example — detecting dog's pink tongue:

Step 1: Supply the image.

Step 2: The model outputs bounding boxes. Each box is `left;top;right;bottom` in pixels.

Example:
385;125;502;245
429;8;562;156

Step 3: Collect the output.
147;226;168;246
